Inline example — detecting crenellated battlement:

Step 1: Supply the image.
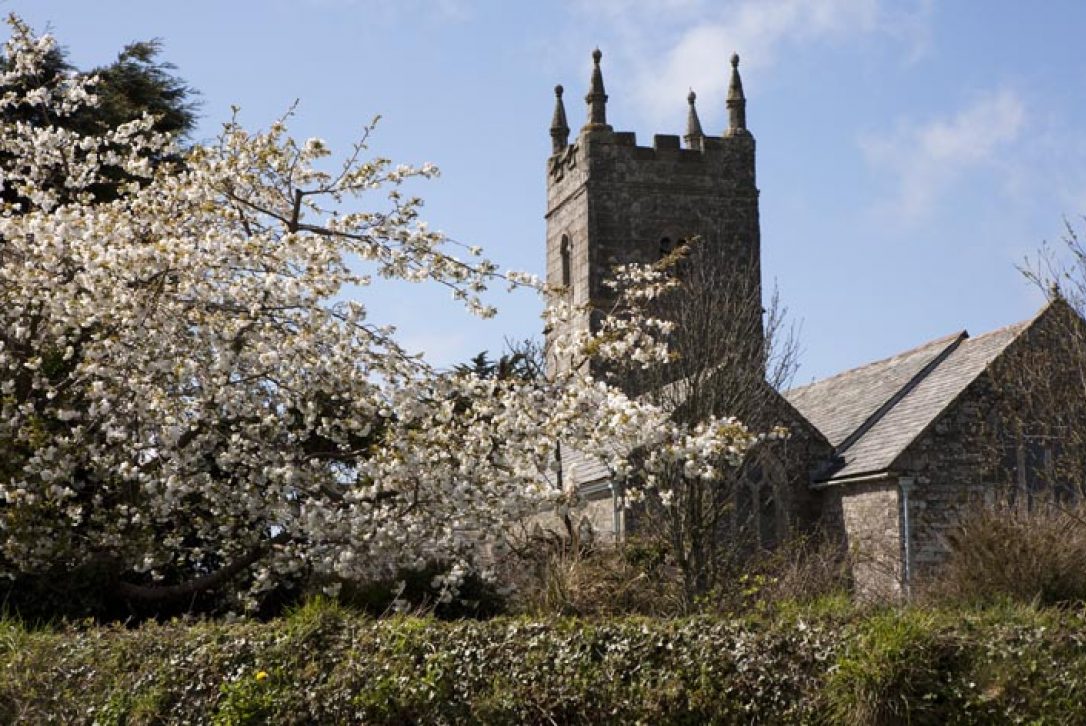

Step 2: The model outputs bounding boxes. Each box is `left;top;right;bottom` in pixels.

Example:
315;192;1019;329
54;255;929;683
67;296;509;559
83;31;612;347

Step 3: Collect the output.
547;50;756;207
585;129;754;167
586;130;750;156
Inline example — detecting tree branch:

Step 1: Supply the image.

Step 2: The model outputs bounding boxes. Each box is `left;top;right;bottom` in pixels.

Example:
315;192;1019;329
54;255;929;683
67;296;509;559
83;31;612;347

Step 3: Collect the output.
115;531;289;602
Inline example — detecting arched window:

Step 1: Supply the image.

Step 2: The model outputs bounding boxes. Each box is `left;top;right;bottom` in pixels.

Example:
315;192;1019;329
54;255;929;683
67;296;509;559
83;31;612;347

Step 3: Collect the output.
658;234;696;268
738;451;788;551
560;235;572;288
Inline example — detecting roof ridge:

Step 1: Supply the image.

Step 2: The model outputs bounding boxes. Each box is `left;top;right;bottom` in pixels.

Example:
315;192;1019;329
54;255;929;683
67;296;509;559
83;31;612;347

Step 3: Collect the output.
831;331;968;459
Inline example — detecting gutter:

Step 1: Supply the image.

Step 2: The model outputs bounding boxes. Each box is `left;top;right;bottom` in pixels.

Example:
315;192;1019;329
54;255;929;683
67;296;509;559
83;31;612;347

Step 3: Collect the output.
810;469;898;489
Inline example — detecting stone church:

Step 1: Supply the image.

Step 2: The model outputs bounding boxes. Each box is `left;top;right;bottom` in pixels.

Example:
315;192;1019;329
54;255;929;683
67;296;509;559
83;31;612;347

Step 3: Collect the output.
543;50;1086;596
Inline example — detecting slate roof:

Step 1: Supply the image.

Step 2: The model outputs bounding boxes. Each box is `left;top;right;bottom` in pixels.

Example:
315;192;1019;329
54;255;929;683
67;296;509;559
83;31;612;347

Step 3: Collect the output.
786;314;1037;483
563;305;1052;490
786;331;964;449
561;445;611;487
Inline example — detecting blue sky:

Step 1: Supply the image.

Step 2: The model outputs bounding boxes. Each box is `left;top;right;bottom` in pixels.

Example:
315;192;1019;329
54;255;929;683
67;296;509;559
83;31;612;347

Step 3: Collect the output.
14;1;1086;385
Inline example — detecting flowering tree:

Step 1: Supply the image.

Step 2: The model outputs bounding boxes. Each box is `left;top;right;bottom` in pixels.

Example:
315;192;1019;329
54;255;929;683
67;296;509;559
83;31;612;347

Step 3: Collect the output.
0;17;757;613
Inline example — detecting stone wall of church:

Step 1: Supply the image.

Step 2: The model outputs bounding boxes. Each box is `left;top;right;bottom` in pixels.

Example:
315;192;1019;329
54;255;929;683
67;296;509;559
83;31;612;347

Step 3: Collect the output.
763;400;836;537
821;373;1017;595
821;479;904;599
545;148;591;308
522;488;620;545
617;395;834;551
527;397;832;554
545;126;761;375
892;378;1001;583
892;318;1086;585
817;303;1086;596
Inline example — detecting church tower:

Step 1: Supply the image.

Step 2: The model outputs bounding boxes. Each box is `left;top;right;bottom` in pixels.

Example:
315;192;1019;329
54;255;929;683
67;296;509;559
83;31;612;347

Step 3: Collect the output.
545;50;763;376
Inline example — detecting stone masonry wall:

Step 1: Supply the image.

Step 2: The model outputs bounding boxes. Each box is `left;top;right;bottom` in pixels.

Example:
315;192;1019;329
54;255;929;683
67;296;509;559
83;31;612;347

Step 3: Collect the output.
822;480;903;599
892;383;1000;582
541;88;833;559
522;488;620;545
758;394;836;538
545;126;761;373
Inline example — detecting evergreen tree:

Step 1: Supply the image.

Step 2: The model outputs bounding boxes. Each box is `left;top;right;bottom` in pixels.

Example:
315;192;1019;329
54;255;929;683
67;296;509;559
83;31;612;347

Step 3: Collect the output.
0;23;198;209
0;34;197;139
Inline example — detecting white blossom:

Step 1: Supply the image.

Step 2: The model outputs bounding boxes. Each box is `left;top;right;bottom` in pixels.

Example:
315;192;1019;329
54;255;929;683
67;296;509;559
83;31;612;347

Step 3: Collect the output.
0;16;759;606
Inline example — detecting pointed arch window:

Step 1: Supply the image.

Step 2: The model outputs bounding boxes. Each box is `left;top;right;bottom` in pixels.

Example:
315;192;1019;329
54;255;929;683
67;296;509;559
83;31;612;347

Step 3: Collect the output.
560;234;572;289
737;451;788;550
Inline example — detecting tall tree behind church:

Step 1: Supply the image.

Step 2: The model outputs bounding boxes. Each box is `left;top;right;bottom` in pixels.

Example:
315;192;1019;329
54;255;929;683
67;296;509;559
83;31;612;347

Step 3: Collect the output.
0;23;197;209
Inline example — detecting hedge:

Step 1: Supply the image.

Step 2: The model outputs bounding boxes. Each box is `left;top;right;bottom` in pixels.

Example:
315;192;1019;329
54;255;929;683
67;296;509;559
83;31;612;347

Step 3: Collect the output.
2;600;1086;724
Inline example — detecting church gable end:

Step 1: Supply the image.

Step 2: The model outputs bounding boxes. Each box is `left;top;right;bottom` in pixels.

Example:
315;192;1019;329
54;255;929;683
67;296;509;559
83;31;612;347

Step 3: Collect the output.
796;300;1086;596
891;300;1086;581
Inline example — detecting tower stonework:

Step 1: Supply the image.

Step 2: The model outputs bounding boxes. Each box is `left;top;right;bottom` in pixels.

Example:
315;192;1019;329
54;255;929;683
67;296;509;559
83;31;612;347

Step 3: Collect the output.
545;51;763;375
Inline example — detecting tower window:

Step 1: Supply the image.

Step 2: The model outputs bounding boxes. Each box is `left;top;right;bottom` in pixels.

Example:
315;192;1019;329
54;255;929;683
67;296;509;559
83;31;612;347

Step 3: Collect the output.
659;236;675;258
659;235;693;260
560;235;572;288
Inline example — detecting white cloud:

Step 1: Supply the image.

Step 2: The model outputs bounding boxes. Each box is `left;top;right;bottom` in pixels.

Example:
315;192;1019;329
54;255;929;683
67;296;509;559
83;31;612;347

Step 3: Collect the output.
860;89;1026;222
566;0;931;123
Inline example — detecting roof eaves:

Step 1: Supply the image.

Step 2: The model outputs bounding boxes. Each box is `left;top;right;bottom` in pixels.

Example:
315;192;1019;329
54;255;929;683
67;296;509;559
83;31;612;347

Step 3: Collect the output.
812;467;898;488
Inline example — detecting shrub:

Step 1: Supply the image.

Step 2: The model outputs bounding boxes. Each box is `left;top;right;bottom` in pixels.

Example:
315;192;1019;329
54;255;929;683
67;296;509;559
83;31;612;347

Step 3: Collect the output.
825;609;965;724
4;605;1086;723
502;529;682;617
503;522;850;618
701;530;852;615
0;611;836;724
925;498;1086;607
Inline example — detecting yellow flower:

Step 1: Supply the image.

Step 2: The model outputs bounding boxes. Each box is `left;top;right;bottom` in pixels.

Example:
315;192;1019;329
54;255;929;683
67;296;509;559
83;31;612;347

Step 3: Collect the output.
255;670;268;681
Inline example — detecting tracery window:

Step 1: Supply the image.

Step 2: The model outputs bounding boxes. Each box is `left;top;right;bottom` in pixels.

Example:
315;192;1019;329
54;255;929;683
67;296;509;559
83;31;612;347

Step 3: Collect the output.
736;452;787;550
1003;431;1074;509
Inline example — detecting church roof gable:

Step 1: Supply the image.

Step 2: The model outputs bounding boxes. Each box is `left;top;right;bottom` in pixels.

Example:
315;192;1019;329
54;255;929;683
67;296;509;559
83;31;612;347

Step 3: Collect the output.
785;303;1070;484
825;320;1028;481
785;331;964;448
